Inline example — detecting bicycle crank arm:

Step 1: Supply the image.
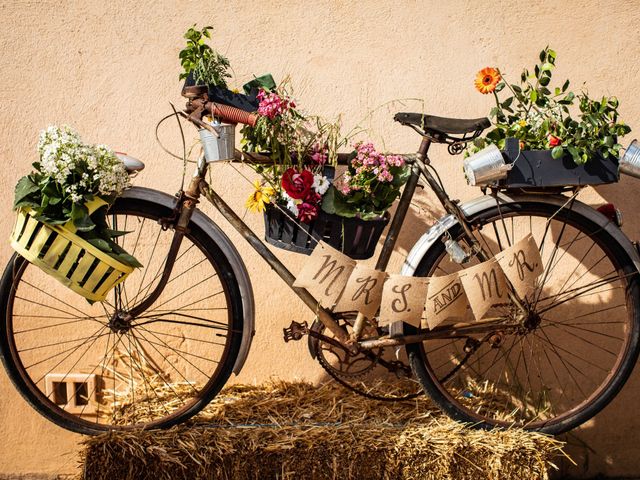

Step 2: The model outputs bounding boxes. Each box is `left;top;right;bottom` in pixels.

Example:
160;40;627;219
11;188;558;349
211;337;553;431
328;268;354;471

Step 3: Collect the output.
283;320;351;353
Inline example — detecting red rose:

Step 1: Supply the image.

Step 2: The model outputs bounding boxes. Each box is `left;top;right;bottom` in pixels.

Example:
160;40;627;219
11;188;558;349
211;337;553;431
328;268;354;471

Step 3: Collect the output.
548;135;561;147
282;168;314;200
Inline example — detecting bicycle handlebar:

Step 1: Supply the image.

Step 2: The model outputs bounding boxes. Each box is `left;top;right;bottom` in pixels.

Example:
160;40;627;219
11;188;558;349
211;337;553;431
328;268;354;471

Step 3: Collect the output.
182;85;258;127
208;101;258;127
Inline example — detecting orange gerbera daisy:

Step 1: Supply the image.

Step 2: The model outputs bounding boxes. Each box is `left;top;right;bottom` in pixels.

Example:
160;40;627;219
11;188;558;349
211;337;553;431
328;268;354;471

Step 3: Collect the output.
474;67;502;94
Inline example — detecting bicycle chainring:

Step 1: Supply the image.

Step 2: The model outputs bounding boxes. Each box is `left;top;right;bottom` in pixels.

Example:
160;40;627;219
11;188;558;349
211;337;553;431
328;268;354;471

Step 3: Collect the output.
309;317;422;401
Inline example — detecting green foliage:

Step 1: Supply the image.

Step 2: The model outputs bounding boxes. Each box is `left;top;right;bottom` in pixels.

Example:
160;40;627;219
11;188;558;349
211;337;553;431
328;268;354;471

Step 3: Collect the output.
179;24;231;88
473;47;631;165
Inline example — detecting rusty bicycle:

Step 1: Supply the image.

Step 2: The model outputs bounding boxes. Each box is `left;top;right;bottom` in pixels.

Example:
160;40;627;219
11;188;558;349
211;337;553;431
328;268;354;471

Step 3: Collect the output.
2;85;639;435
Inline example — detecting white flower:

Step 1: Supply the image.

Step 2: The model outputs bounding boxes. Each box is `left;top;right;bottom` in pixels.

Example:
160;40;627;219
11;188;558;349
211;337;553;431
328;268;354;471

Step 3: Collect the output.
35;125;131;202
281;191;300;216
312;174;330;195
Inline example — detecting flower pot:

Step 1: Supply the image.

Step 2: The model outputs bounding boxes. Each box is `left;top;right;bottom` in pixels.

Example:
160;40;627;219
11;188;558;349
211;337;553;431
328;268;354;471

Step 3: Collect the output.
199;124;235;162
500;138;619;189
263;204;389;260
9;199;134;302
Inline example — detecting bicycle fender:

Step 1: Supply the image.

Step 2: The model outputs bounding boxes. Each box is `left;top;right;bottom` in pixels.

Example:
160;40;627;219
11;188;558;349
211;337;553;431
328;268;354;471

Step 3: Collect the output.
121;187;255;375
401;192;640;276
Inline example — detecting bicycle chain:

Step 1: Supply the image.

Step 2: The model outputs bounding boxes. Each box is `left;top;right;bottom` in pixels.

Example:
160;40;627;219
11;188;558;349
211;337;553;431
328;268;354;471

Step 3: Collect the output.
312;321;421;402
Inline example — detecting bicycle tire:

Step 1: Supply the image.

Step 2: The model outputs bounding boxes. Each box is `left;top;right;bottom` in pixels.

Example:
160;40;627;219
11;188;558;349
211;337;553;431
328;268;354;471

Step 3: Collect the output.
0;194;245;435
406;199;640;434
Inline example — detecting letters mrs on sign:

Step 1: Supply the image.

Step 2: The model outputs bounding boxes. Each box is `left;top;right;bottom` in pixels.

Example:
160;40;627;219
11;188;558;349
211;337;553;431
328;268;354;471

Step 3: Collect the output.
294;237;544;327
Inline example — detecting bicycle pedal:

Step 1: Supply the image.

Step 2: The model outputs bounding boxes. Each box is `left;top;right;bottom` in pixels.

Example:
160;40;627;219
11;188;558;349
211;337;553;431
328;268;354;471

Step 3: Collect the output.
283;320;309;342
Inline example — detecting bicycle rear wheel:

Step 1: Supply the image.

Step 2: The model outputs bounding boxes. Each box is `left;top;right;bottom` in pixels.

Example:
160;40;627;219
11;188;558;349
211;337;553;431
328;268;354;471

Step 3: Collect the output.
406;199;640;434
0;195;244;434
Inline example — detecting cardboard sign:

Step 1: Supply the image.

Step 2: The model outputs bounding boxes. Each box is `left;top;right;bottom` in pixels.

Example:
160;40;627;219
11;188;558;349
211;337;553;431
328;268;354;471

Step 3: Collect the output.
293;242;355;307
496;234;543;298
334;264;386;318
378;275;429;327
423;272;468;329
459;259;508;320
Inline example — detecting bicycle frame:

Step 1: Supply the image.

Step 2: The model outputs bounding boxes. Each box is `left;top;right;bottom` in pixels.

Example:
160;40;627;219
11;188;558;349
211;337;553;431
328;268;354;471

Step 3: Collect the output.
130;130;520;352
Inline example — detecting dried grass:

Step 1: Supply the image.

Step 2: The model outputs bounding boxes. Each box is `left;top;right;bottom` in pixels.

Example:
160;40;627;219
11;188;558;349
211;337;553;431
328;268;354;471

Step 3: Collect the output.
80;380;567;480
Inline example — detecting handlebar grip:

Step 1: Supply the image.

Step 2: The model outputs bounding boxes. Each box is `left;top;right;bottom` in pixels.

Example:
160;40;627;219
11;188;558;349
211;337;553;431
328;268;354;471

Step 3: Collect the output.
208;102;258;127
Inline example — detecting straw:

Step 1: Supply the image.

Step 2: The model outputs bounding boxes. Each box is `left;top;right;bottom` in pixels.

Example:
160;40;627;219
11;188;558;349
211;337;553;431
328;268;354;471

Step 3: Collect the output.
80;379;567;480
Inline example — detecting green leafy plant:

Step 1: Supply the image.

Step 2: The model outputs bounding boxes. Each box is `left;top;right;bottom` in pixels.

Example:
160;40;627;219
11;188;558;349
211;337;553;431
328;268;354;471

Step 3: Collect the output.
179;25;231;88
13;126;141;268
472;47;631;165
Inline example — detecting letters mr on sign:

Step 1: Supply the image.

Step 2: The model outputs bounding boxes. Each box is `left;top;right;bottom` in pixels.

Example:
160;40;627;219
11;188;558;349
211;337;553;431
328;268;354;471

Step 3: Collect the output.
293;242;355;307
378;275;428;327
459;259;508;319
496;234;543;298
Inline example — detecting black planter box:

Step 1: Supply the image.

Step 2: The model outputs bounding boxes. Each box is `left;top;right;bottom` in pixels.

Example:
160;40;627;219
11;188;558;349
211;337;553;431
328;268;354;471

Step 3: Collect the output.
501;138;619;189
263;204;389;260
183;73;258;113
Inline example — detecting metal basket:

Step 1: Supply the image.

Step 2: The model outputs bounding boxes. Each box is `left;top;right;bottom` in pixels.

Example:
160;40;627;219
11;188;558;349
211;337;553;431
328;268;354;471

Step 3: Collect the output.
9;200;133;302
199;124;235;163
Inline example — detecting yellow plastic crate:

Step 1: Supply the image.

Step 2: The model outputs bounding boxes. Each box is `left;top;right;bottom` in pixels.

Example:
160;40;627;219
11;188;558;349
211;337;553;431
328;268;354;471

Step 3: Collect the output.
9;199;133;302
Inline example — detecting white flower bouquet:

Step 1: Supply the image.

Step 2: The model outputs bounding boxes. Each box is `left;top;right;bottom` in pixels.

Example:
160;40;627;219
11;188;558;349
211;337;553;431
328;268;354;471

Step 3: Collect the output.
13;125;140;267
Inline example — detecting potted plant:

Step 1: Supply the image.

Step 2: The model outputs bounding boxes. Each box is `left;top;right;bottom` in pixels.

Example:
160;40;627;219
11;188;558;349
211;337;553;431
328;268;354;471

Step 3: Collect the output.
467;47;631;189
11;125;141;301
179;25;258;112
241;86;409;259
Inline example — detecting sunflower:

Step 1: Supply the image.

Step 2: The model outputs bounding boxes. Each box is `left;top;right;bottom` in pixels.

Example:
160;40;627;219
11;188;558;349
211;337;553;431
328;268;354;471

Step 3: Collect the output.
474;67;502;94
245;180;275;213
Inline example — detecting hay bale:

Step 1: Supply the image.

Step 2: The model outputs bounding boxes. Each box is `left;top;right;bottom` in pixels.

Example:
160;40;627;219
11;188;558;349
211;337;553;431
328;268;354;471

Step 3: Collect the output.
80;381;567;480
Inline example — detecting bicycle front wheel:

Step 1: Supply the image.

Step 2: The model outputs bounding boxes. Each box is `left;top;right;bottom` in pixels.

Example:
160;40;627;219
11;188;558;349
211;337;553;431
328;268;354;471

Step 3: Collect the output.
0;194;244;434
406;199;640;434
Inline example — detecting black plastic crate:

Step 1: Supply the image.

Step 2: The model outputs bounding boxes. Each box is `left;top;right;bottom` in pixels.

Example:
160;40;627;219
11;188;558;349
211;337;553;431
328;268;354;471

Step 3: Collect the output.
263;204;388;260
501;138;619;189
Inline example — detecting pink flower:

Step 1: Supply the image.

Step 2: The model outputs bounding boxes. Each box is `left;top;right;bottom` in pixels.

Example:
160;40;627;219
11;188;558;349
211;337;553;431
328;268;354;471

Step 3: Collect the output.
377;169;393;182
297;201;318;223
311;143;328;165
256;89;294;120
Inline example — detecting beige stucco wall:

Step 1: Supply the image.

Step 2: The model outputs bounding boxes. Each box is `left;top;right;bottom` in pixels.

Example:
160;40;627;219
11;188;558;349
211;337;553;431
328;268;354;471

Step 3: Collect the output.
1;0;640;477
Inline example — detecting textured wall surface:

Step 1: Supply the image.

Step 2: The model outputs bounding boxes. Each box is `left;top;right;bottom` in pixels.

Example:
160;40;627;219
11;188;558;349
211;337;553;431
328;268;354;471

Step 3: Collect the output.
1;0;640;477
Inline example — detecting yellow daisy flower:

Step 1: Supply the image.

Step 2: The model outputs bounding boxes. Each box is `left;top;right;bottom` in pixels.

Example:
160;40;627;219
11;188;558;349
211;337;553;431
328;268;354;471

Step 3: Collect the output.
245;180;275;213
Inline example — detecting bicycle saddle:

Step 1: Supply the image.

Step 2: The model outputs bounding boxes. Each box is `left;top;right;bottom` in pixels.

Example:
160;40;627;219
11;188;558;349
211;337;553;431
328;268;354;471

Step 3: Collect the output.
394;112;490;135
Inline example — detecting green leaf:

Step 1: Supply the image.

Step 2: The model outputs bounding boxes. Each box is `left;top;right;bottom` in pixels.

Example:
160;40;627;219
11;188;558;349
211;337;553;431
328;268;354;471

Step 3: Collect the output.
551;146;564;159
71;203;95;232
13;176;39;208
529;90;538;103
111;252;143;269
541;62;554;72
87;238;112;252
